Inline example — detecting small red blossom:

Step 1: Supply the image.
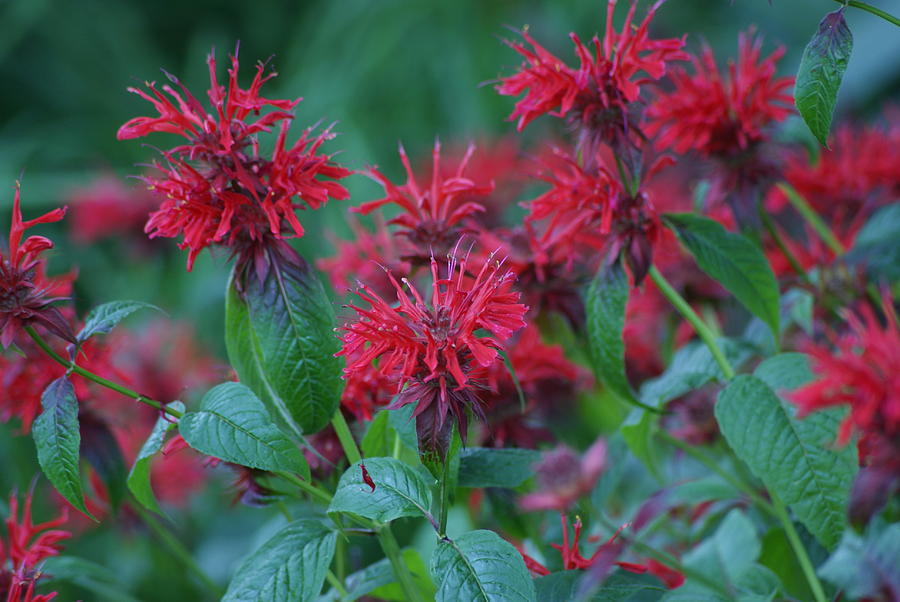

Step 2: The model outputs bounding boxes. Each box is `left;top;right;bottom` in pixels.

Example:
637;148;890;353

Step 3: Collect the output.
0;185;73;348
0;489;70;602
361;462;376;492
791;296;900;446
354;141;493;262
337;351;395;422
525;148;662;283
66;174;159;246
497;0;687;153
767;116;900;222
645;29;793;156
517;515;683;589
118;48;351;270
338;246;527;457
519;437;606;512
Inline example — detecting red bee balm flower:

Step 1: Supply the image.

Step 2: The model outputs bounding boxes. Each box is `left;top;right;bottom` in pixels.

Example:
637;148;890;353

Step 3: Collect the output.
645;29;793;156
0;489;71;602
497;0;687;153
0;184;73;348
354;141;493;263
117;48;351;270
338;248;527;458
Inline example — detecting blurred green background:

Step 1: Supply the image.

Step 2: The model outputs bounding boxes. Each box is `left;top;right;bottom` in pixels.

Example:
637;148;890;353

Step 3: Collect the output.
0;0;897;599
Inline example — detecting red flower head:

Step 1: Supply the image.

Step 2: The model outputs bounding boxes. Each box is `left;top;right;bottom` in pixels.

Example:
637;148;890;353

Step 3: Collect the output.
0;488;70;602
354;141;493;264
497;0;687;157
0;184;73;348
118;48;351;271
526;147;662;284
791;296;900;447
66;174;159;246
790;295;900;522
519;437;607;512
337;245;528;458
645;29;793;157
767;116;900;222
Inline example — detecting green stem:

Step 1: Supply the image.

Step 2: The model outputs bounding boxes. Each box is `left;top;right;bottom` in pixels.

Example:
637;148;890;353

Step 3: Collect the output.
392;432;402;459
135;505;223;597
647;266;735;380
438;451;451;538
331;410;361;465
778;183;845;256
833;0;900;26
325;570;349;599
25;326;183;418
771;493;828;602
759;207;809;281
658;431;777;517
595;514;729;597
275;471;332;504
377;525;424;602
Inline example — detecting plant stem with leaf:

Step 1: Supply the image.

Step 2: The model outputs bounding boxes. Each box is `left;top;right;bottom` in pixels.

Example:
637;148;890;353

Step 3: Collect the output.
377;525;425;602
771;493;828;602
831;0;900;27
332;410;362;465
647;266;735;379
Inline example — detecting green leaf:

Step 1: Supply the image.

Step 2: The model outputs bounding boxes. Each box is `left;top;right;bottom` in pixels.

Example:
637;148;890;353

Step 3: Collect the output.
223;519;336;602
318;549;433;601
752;353;814;392
663;213;780;339
795;9;853;146
127;401;185;514
430;530;536;602
715;374;856;549
457;447;539;488
387;404;419;452
622;338;754;472
328;457;433;524
818;523;900;599
846;202;900;282
42;556;142;602
32;377;93;519
361;410;392;458
535;570;667;602
226;256;343;436
179;382;309;477
585;261;650;410
76;300;161;343
683;509;760;586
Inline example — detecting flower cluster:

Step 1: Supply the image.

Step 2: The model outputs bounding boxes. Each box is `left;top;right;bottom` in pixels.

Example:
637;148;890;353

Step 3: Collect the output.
118;49;352;270
338;250;527;457
0;185;73;348
0;489;70;602
497;0;687;154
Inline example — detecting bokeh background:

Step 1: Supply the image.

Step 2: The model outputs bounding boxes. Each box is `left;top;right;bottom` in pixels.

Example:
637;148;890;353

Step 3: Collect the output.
0;0;898;599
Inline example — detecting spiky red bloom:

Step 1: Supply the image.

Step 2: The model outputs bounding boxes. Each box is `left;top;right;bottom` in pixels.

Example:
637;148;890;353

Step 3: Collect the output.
526;148;661;284
354;141;493;262
338;249;527;455
497;0;687;150
118;49;351;270
767;117;900;221
0;489;70;602
791;296;900;446
66;175;158;245
645;30;793;156
516;515;684;588
0;185;72;348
